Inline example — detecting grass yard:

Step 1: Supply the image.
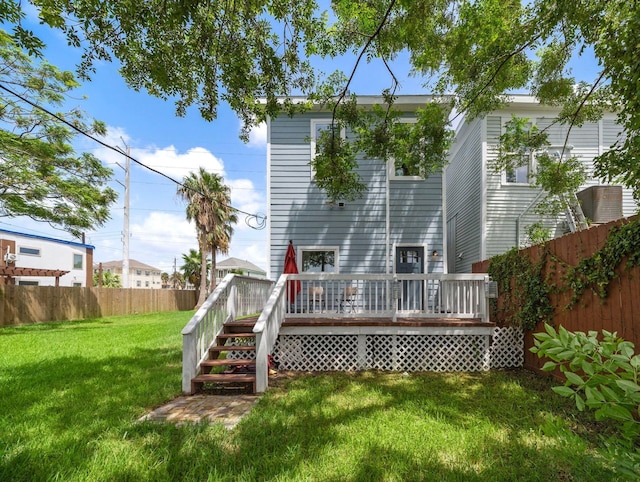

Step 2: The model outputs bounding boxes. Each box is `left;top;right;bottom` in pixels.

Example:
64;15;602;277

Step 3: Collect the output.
0;313;623;481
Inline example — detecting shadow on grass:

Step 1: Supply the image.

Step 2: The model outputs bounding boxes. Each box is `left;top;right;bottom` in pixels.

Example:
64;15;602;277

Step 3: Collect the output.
1;359;619;481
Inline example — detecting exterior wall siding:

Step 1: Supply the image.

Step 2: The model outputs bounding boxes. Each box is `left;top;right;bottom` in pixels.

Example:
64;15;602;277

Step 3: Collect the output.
444;117;484;273
269;110;444;278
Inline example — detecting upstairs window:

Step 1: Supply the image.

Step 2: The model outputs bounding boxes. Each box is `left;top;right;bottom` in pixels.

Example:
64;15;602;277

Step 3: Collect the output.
19;246;40;256
73;254;83;269
310;119;345;179
505;153;532;184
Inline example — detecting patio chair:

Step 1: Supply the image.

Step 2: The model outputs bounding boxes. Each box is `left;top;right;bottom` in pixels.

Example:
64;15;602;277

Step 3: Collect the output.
308;286;325;313
338;286;358;313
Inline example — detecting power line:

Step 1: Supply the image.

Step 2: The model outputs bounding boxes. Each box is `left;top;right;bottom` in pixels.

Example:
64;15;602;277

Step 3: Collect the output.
0;82;267;229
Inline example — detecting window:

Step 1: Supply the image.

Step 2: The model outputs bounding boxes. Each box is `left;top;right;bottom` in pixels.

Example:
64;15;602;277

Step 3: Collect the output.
73;282;82;287
136;280;141;287
505;154;532;184
145;270;150;276
145;281;150;287
19;246;40;256
299;247;339;273
389;119;426;180
18;280;38;286
310;119;345;179
73;254;83;269
136;269;142;275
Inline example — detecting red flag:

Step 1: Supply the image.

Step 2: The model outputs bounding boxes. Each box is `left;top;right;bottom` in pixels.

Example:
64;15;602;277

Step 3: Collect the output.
284;240;301;302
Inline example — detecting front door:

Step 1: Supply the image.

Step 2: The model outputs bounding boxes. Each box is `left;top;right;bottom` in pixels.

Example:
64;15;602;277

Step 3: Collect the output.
395;246;424;311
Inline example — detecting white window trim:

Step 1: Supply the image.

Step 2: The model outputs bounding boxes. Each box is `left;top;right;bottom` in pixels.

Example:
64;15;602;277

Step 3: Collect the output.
310;119;346;180
73;253;83;270
297;245;340;273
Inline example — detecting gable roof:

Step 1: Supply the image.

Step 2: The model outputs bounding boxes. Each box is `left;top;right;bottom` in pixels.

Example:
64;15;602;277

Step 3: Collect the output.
217;257;266;274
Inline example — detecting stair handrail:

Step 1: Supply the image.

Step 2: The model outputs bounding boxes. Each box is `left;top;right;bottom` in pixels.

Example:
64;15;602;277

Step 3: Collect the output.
253;274;288;392
181;274;274;394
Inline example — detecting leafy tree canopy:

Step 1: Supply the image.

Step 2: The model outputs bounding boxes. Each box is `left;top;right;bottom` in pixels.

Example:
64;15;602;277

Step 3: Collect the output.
6;1;639;202
0;28;117;236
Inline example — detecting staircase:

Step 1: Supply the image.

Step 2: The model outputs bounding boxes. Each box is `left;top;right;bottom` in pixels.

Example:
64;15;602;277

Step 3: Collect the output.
190;317;258;394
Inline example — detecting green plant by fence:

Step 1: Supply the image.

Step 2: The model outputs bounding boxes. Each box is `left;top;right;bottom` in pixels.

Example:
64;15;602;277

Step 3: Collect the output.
0;286;197;326
474;215;640;373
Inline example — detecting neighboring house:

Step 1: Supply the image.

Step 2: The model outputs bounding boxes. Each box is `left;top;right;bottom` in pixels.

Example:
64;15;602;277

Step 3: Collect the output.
216;257;266;281
94;259;163;288
267;95;445;280
446;95;638;273
0;228;94;286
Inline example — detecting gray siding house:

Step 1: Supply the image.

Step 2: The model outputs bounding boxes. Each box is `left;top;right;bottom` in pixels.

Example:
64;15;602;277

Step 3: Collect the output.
446;95;638;273
267;96;445;280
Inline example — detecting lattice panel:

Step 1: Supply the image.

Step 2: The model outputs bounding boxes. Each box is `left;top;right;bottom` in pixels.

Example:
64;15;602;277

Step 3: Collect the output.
490;326;524;368
368;335;490;372
272;335;362;371
225;337;256;360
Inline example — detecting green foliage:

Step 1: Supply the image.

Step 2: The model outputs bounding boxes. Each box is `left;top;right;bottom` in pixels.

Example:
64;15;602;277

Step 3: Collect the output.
92;271;122;288
565;220;640;307
532;324;640;477
487;247;554;330
0;30;116;236
525;221;552;247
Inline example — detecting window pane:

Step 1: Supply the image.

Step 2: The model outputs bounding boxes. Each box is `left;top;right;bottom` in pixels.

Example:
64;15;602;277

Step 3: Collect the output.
73;254;83;269
506;163;529;183
19;247;40;256
302;250;335;273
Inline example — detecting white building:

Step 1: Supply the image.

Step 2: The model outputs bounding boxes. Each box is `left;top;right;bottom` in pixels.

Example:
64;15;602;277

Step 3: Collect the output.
0;228;94;287
94;259;164;289
216;257;267;282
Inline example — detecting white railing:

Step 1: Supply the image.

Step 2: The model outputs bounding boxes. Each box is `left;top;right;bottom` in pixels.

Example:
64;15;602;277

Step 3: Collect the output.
253;274;289;392
181;274;274;393
285;273;491;321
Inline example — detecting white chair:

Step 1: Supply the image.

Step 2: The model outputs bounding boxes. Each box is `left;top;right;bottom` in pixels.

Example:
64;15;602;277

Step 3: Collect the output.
338;286;358;313
308;286;324;313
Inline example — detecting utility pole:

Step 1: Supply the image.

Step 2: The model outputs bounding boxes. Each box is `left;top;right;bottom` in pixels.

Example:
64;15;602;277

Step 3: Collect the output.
115;141;130;288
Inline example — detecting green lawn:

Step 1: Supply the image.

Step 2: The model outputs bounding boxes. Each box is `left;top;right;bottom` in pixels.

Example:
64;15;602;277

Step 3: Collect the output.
0;313;622;481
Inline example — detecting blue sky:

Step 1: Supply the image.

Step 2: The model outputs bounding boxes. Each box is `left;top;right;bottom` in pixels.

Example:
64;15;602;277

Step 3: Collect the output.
2;6;601;276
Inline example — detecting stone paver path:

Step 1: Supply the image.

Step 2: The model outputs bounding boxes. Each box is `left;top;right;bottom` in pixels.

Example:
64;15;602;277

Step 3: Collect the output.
138;394;260;429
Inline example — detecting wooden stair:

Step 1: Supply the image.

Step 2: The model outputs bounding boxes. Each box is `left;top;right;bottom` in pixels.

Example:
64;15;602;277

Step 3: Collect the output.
190;318;258;394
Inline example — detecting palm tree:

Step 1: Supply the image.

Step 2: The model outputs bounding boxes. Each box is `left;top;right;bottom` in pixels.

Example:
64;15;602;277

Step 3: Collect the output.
207;203;238;293
178;168;236;307
180;248;205;290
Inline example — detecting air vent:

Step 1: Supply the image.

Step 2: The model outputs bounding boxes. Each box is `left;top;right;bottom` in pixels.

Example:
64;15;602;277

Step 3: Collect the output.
576;186;623;224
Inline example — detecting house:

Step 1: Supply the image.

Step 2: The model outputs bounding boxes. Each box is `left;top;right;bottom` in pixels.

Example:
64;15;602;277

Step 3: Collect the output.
0;228;94;286
267;95;446;280
215;257;266;281
94;259;163;288
445;95;639;273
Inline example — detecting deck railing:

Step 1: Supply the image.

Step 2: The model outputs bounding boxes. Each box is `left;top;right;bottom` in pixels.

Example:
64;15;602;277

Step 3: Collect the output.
285;273;492;321
253;274;289;392
181;274;274;393
252;272;494;392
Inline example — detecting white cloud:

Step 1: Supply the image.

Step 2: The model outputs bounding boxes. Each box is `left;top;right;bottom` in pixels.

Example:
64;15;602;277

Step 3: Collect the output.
227;179;265;231
92;125;226;181
248;122;267;149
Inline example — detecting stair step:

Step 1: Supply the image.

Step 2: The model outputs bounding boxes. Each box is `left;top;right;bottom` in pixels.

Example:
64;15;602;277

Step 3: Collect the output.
210;345;255;354
217;333;255;339
200;358;256;367
191;373;256;394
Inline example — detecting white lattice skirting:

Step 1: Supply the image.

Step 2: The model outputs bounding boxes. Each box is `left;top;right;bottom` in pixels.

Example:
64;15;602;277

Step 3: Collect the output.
271;327;524;372
225;327;524;372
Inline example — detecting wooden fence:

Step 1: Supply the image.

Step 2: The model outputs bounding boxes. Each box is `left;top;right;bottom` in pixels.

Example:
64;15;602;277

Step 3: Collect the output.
473;215;640;373
0;286;197;326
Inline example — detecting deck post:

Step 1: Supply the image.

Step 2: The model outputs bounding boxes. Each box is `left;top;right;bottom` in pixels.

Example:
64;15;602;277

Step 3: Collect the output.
255;331;268;392
182;330;198;394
